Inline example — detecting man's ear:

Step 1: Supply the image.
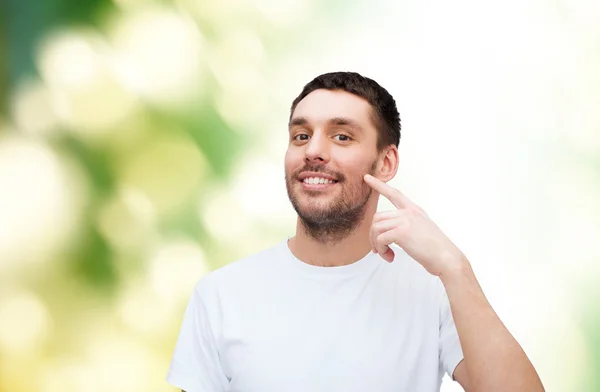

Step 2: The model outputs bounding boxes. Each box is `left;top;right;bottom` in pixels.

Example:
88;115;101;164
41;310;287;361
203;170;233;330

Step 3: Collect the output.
377;145;399;182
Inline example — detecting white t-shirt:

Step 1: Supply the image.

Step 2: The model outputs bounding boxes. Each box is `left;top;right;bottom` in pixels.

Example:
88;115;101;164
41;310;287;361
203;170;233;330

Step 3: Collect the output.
167;239;464;392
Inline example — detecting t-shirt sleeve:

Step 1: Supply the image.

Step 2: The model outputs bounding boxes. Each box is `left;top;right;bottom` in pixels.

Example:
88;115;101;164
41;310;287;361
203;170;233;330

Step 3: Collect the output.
438;280;464;381
167;280;229;392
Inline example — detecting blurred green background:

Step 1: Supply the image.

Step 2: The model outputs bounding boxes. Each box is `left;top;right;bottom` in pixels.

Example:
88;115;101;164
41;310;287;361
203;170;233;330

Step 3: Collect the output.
0;0;598;391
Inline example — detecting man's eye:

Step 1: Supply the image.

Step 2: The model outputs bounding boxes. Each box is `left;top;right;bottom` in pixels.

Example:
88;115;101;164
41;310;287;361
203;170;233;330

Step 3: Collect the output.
294;134;310;141
334;134;352;142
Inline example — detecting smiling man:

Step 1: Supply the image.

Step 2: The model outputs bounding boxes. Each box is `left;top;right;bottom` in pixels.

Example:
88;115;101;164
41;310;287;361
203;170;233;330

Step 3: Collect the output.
167;72;545;392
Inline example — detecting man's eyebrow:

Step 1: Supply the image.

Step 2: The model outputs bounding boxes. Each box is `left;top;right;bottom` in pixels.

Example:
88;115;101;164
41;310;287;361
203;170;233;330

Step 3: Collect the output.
289;117;308;127
328;117;364;132
288;116;364;132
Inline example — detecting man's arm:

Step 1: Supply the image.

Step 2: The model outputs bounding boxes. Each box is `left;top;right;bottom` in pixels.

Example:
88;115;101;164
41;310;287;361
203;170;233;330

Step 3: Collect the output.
363;174;544;391
440;258;544;392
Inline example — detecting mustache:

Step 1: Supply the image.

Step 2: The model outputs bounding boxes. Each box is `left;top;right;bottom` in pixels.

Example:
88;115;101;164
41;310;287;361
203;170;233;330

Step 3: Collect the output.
293;165;345;182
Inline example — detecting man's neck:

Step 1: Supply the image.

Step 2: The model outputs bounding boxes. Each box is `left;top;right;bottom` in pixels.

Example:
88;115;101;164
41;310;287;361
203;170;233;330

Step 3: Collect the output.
287;202;378;267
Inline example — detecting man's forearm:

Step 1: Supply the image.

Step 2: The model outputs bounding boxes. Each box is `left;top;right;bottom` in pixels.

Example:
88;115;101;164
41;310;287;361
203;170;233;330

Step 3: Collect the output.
439;258;544;392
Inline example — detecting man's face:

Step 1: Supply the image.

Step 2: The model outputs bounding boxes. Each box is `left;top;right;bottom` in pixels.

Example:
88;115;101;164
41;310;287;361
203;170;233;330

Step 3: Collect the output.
285;89;380;239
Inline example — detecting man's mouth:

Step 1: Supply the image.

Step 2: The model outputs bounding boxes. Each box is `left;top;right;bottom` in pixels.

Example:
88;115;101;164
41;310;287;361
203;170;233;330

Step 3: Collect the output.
301;176;338;185
298;176;339;191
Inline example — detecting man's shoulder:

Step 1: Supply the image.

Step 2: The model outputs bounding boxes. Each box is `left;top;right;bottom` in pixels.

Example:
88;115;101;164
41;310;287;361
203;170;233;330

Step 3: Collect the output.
216;240;285;275
194;239;286;294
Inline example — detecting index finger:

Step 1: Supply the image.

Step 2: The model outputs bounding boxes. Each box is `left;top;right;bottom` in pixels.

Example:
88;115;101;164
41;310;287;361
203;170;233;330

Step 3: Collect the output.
363;174;407;208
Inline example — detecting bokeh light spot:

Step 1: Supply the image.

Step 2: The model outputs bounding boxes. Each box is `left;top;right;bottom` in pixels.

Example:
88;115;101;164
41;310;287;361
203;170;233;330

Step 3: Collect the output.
0;291;51;355
38;30;138;136
149;239;209;304
117;134;207;216
111;7;205;107
0;136;84;272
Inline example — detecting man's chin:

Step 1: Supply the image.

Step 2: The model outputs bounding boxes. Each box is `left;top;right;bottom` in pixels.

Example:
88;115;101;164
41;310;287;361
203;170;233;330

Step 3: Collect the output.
294;198;338;214
296;205;330;218
297;212;339;226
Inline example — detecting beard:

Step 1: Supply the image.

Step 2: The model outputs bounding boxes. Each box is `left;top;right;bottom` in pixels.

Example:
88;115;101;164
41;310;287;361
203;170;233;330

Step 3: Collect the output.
285;160;377;244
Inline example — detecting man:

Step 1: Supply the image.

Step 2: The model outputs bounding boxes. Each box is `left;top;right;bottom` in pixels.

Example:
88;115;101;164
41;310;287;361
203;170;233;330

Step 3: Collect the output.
167;72;545;392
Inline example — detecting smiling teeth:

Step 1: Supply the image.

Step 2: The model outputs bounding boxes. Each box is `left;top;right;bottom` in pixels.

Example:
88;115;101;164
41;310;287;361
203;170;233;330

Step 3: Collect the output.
303;177;335;184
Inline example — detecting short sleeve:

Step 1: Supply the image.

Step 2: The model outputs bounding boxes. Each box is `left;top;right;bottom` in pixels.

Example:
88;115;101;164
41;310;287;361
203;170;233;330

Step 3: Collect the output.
167;280;229;392
438;280;464;381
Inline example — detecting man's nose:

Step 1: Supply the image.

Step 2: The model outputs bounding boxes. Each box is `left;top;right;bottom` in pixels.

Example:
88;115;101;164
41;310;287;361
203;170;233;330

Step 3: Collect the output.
304;133;330;163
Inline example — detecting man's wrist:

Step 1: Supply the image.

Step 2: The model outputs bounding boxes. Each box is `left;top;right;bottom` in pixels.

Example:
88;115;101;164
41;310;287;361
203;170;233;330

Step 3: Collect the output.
438;253;471;283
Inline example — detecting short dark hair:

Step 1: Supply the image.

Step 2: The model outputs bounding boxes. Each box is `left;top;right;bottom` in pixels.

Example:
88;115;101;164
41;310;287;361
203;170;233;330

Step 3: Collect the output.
290;72;401;151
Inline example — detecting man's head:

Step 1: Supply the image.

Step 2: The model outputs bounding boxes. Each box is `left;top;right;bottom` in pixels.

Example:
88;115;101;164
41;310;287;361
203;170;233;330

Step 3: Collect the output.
284;72;401;243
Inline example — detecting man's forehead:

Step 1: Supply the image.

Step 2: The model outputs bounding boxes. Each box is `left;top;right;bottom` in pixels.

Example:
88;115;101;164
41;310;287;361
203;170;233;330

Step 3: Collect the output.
291;89;372;124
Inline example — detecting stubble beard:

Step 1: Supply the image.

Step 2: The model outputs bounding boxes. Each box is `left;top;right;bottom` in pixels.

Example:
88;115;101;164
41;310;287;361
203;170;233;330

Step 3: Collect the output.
285;161;377;245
